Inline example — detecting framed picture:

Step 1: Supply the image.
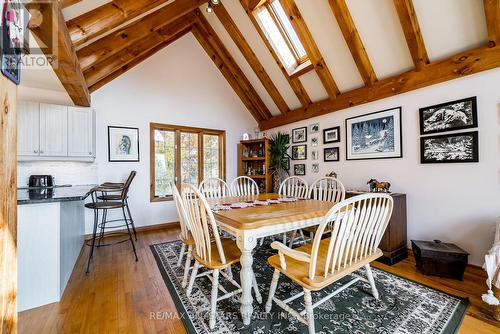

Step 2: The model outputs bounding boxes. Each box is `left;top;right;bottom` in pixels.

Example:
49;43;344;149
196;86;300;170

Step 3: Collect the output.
294;164;306;176
311;137;318;147
324;147;339;162
312;163;319;173
419;97;477;135
310;123;320;134
292;145;307;160
323;126;340;144
1;0;28;85
346;107;402;160
108;126;140;162
311;149;318;160
292;126;307;143
420;131;478;163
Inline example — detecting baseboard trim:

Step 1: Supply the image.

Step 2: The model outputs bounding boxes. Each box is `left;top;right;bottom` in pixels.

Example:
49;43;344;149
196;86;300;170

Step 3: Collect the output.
85;221;180;238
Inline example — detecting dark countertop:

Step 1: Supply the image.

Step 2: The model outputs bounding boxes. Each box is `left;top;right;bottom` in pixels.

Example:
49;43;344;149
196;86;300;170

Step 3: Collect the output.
17;185;94;205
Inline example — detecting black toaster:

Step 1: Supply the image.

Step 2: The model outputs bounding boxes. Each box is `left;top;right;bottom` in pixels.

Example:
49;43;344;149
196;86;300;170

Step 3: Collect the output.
28;175;54;188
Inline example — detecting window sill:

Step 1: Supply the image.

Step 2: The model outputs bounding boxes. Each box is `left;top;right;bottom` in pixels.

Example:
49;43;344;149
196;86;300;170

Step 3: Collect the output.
151;196;173;203
289;61;314;79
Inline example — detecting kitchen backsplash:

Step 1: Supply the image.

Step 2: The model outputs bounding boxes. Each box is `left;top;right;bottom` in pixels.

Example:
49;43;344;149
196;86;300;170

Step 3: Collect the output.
17;161;98;187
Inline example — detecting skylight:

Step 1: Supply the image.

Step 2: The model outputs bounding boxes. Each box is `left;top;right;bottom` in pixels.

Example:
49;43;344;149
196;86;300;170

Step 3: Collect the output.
254;0;308;74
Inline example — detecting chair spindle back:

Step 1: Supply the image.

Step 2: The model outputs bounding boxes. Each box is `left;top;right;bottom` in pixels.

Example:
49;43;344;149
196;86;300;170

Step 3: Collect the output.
278;176;309;199
199;178;231;199
309;177;345;203
172;184;191;242
230;176;259;196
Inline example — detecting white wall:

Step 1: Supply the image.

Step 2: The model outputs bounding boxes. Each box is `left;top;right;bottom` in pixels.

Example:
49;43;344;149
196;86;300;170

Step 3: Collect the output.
269;67;500;266
19;32;257;233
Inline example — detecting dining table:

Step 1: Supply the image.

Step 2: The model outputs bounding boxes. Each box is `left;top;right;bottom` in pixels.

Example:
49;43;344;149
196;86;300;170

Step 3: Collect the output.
207;193;335;326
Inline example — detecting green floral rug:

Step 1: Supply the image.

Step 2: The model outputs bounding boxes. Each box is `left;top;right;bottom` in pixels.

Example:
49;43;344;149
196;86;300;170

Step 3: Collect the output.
150;240;468;334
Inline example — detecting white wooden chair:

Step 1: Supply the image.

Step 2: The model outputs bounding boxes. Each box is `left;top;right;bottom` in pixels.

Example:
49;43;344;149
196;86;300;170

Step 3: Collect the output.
279;176;309;247
172;185;195;288
181;184;262;329
265;193;393;334
303;177;346;241
199;178;231;199
230;176;259;196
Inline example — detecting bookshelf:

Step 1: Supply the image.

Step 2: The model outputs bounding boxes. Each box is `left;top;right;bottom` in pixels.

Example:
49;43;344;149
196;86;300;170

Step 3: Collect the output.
237;138;272;193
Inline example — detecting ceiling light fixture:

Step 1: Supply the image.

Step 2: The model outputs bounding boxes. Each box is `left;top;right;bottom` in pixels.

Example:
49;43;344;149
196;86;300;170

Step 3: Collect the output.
206;0;219;13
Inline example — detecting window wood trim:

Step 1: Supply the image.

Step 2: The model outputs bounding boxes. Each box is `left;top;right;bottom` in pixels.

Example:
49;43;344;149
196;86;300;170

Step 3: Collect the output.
149;122;226;202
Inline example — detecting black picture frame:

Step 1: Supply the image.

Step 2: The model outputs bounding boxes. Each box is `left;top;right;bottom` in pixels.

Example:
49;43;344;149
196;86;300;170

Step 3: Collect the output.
292;126;307;143
419;97;478;135
420;131;478;164
324;147;340;162
108;126;140;162
345;107;403;161
323;126;340;144
291;145;307;160
294;164;306;176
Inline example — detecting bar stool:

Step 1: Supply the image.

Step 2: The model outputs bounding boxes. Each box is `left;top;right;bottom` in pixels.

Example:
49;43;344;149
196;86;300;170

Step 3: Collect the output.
85;176;138;273
98;171;138;241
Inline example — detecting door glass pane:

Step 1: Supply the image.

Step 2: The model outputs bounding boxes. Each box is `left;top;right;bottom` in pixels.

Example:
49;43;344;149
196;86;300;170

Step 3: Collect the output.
154;129;175;197
203;134;220;180
180;132;199;185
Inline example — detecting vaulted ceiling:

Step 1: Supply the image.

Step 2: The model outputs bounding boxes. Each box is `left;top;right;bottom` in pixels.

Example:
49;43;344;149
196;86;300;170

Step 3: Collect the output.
27;0;500;129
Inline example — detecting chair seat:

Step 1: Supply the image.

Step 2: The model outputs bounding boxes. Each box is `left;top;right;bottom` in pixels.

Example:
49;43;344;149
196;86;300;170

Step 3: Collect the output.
179;232;195;246
85;202;124;210
193;238;241;270
97;194;124;201
268;237;383;291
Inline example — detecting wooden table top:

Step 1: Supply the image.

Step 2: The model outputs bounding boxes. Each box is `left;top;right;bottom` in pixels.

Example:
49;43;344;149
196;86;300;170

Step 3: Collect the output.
208;193;335;230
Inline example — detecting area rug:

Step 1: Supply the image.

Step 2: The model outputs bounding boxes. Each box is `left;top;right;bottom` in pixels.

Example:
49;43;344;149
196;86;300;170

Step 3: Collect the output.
150;240;468;334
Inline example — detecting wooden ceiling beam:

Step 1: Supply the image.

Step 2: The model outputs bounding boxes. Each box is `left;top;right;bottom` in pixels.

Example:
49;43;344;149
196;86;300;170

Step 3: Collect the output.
89;28;191;93
281;0;339;99
214;2;289;114
260;44;500;130
66;0;201;47
28;1;90;106
393;0;429;70
484;0;500;47
192;24;265;123
240;0;311;107
77;0;207;72
328;0;377;84
84;13;197;88
195;11;271;121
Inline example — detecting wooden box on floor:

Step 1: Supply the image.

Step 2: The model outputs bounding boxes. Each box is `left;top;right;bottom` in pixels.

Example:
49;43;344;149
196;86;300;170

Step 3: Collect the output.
347;191;408;265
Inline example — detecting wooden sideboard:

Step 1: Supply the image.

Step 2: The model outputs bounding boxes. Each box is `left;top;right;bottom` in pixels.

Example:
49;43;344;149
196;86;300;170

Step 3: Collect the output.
346;191;408;265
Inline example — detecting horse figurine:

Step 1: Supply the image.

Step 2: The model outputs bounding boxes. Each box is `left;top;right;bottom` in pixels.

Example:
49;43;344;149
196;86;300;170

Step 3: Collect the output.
367;179;391;193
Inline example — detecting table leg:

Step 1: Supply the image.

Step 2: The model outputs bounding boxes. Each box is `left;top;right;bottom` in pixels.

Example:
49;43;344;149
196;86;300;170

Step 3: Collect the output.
237;232;256;325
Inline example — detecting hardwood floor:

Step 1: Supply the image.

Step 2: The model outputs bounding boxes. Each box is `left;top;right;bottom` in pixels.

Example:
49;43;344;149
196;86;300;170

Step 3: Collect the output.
19;226;499;333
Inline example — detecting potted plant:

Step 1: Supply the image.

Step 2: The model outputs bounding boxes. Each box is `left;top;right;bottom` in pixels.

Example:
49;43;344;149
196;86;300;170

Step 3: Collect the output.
269;132;291;193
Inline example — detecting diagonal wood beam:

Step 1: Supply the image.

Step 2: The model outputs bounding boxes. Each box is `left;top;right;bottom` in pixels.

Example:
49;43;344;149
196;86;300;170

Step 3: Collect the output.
393;0;429;70
281;0;339;98
66;0;206;47
28;1;90;106
260;45;500;130
192;23;265;123
84;13;197;88
89;29;191;92
484;0;500;47
240;0;311;107
77;0;207;72
59;0;81;9
214;2;289;114
195;11;271;120
328;0;377;84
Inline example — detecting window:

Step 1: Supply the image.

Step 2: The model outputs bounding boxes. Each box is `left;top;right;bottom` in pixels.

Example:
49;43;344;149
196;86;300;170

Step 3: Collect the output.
254;0;308;74
150;123;225;202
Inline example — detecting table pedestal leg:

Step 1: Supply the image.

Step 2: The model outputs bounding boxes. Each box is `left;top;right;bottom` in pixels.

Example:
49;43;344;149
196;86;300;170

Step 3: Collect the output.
238;233;256;326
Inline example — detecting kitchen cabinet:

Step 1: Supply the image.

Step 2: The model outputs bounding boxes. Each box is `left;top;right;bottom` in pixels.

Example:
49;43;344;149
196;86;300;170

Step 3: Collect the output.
17;101;95;161
68;107;95;158
17;101;40;156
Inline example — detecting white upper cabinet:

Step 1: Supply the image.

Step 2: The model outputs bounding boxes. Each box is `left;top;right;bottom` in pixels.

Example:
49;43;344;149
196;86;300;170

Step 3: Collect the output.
18;101;40;156
39;104;68;157
18;101;95;161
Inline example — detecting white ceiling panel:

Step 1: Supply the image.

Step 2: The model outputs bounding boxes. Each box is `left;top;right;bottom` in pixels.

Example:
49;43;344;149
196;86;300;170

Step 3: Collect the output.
346;0;414;79
295;0;364;93
412;0;488;61
62;0;111;21
202;7;281;116
299;71;329;103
